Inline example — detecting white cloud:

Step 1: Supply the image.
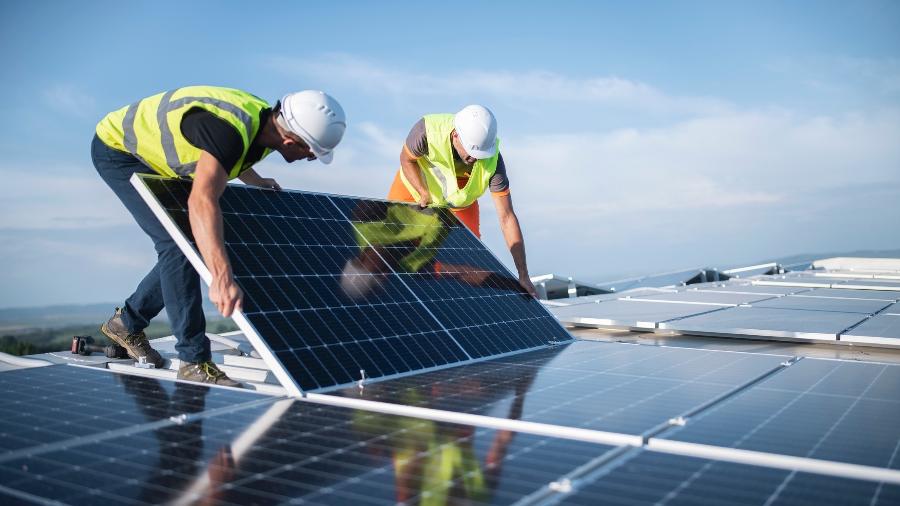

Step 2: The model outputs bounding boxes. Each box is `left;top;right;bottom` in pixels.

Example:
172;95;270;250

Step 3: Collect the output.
42;84;97;118
266;54;733;116
0;168;133;229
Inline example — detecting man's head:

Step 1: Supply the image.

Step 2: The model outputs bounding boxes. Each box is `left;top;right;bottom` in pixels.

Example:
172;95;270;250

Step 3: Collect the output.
273;90;346;164
451;104;497;165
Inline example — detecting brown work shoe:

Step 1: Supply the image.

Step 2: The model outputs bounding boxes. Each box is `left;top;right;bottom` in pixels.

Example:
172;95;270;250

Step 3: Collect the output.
177;361;242;388
100;307;164;368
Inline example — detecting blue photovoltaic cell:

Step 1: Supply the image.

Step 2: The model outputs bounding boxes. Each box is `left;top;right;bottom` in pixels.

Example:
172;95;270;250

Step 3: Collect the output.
334;340;788;435
0;396;615;505
556;450;900;506
137;176;571;392
662;358;900;468
0;365;265;454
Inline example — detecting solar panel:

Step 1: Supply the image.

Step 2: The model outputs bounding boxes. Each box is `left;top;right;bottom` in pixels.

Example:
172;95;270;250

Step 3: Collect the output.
842;315;900;345
330;340;789;435
800;287;900;301
632;290;779;305
660;306;868;341
660;358;900;468
696;284;806;295
550;299;727;329
132;175;571;394
0;395;618;505
553;450;900;506
0;365;265;454
751;295;892;314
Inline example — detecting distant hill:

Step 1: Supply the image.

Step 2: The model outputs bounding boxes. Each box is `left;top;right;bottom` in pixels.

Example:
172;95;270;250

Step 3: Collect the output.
0;300;224;331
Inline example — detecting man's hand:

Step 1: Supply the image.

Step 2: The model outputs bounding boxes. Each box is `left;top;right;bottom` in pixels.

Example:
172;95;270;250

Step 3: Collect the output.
238;168;281;190
417;193;430;208
210;274;243;317
256;177;281;191
518;275;538;298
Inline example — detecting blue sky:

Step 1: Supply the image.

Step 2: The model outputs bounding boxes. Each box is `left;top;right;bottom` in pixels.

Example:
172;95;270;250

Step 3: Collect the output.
1;1;899;307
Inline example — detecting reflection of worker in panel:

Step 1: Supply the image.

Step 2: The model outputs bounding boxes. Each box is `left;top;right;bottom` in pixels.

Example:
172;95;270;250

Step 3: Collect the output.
116;375;234;504
92;86;346;385
353;370;536;504
387;106;537;297
340;201;522;301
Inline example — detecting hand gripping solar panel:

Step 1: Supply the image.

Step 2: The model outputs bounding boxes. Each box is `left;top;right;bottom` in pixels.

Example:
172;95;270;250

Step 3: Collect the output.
131;175;571;395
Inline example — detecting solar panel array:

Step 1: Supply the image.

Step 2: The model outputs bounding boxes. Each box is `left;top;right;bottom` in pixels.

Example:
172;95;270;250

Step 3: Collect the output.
135;175;571;393
4;342;900;504
3;177;897;504
551;270;900;346
0;365;620;505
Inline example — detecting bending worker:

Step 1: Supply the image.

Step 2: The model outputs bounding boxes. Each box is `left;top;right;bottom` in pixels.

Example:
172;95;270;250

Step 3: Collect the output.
388;105;537;296
92;86;346;386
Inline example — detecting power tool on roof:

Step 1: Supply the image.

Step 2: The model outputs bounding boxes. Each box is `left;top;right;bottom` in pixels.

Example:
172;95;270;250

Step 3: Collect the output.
71;335;128;359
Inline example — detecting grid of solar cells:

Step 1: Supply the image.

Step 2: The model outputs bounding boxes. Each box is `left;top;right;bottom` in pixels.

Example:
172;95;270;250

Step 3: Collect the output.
334;340;788;435
0;395;616;505
556;450;900;506
0;365;264;454
140;177;570;392
661;358;900;469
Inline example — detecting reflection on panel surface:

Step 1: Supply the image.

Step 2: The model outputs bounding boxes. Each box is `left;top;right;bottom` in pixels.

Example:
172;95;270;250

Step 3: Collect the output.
333;341;787;435
0;365;264;454
139;177;570;392
662;359;900;468
556;450;900;506
0;394;614;505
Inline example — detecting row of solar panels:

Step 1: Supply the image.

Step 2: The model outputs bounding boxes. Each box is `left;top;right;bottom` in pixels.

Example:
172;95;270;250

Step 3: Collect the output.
1;337;898;504
550;273;900;346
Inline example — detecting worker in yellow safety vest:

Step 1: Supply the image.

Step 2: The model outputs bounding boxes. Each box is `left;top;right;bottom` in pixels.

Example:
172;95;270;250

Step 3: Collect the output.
387;106;537;296
92;86;346;386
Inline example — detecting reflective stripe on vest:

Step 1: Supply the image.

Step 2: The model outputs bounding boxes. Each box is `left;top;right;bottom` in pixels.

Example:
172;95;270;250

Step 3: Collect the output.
95;86;270;179
352;204;448;273
399;114;499;209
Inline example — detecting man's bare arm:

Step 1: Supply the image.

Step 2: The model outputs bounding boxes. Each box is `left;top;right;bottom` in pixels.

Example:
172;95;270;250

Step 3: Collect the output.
400;146;429;207
189;151;243;316
492;192;537;297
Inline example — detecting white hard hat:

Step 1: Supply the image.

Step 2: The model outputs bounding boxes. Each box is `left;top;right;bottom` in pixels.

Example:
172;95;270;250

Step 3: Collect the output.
280;90;346;164
453;104;497;160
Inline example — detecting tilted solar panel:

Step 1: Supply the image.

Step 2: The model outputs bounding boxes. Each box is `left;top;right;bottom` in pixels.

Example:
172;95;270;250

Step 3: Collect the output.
132;175;571;394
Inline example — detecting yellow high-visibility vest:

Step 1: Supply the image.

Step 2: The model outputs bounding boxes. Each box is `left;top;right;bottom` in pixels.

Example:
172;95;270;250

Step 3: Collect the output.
399;114;499;209
96;86;271;179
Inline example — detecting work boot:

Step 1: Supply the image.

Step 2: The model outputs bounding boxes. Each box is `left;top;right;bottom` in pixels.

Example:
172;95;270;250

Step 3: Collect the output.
177;361;242;388
100;307;165;368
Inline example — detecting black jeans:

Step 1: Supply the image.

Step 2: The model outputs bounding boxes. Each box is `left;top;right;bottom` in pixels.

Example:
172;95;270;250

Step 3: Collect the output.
91;135;210;363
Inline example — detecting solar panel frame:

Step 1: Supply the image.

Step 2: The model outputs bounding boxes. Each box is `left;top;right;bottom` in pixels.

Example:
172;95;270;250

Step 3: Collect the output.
131;174;572;396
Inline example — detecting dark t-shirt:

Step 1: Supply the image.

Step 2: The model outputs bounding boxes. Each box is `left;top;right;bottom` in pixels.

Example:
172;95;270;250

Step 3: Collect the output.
405;118;509;193
180;107;270;174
